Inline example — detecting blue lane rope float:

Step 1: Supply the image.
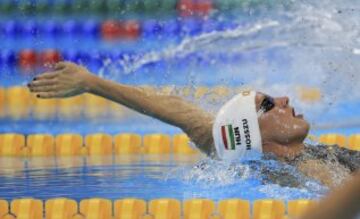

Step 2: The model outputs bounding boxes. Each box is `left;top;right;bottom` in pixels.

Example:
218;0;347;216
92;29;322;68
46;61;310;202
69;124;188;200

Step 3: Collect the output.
0;50;17;66
0;18;241;39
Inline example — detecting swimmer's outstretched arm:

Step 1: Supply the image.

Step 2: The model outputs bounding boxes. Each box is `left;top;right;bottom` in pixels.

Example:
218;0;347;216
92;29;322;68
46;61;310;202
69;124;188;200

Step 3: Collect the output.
28;62;215;155
300;172;360;219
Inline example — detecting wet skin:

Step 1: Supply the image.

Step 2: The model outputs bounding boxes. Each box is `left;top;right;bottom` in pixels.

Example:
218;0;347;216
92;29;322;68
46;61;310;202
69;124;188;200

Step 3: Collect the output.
254;93;310;159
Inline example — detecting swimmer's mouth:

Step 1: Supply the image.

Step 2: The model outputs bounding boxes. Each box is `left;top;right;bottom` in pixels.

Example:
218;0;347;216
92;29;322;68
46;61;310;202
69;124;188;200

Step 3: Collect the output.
292;108;304;119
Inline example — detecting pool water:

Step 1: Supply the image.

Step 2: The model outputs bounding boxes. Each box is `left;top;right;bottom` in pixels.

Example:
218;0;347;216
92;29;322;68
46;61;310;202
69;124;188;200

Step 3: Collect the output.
0;154;326;201
0;0;359;207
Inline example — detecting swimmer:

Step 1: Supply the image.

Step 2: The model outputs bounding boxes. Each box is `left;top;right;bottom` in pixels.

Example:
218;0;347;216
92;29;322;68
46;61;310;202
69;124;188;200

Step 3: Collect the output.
27;62;360;188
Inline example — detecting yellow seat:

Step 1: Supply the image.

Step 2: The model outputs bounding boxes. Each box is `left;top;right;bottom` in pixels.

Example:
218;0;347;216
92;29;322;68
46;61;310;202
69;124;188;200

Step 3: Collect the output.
85;134;113;155
194;86;209;99
55;134;83;156
0;134;25;156
114;198;146;219
11;198;43;219
297;86;322;103
173;134;197;154
0;87;5;118
6;86;32;119
114;134;142;154
58;95;84;119
79;198;112;219
45;198;78;219
183;199;215;219
253;199;285;219
27;134;55;156
287;199;317;218
32;96;57;120
348;134;360;151
83;94;109;119
0;200;9;218
143;134;171;154
318;134;347;147
148;198;181;219
218;199;250;219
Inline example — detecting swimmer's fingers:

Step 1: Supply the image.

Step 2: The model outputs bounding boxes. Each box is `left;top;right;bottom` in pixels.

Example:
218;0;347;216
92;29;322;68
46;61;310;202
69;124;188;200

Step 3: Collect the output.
36;91;68;99
33;61;72;81
29;84;59;93
54;61;69;70
31;62;90;99
28;78;57;88
33;71;60;81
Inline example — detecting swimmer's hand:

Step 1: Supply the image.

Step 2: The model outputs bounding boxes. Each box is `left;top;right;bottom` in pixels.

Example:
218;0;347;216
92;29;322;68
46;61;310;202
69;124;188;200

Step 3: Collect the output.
28;62;95;98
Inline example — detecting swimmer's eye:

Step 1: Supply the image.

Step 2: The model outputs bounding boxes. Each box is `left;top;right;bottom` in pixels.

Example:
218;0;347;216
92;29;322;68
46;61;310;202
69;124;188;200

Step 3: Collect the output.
260;96;275;113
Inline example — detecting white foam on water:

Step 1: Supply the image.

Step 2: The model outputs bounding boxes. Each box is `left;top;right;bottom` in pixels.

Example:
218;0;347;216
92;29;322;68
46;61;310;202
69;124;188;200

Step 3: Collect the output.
166;157;253;187
165;156;329;200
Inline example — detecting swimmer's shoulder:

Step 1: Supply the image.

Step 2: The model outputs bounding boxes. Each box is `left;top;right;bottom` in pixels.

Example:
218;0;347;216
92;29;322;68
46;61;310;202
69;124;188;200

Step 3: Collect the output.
291;143;360;172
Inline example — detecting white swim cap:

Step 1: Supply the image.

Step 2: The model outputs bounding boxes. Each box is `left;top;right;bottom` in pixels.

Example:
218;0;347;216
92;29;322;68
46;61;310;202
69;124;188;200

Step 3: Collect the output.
212;90;262;161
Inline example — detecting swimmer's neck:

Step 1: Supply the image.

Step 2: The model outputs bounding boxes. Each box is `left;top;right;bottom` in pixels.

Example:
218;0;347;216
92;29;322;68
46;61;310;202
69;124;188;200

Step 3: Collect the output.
262;142;304;161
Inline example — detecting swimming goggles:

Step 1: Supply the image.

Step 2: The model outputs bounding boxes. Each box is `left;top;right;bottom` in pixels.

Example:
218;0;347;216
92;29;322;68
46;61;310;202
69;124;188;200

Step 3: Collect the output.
257;95;275;117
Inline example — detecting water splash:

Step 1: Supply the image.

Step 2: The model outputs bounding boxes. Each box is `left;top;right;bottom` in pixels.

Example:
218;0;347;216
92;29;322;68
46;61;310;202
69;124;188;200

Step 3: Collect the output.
101;1;359;75
100;0;359;106
166;157;253;186
165;154;328;200
120;20;281;74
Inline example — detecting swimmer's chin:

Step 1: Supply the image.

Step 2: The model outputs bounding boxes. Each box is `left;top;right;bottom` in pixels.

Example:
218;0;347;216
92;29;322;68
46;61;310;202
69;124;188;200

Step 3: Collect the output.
262;141;305;160
295;116;311;143
303;120;311;140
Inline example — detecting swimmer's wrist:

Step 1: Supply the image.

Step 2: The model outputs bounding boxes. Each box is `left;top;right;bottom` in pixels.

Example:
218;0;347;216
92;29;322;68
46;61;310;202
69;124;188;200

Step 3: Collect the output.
82;72;99;93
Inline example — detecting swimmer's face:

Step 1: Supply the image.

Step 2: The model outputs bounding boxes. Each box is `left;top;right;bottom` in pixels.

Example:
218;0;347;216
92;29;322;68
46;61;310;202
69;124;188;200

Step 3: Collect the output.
256;92;310;150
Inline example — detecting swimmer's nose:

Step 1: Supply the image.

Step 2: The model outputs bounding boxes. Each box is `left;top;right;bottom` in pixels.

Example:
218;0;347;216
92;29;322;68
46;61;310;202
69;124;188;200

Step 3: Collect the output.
277;96;290;107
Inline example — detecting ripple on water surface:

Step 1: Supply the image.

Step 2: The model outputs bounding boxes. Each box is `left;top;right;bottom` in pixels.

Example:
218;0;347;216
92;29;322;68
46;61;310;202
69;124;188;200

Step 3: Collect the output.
0;155;327;201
